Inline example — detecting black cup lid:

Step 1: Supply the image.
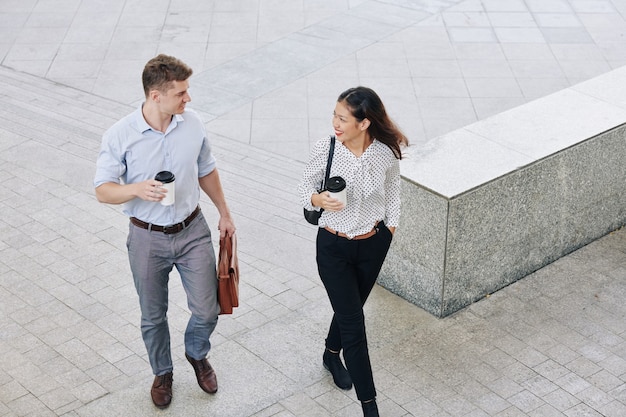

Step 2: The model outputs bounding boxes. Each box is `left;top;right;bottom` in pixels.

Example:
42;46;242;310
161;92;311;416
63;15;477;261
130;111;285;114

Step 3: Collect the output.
155;171;175;183
326;176;346;192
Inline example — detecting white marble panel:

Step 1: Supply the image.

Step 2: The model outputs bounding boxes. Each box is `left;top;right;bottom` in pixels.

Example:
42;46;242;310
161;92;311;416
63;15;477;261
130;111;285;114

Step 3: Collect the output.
400;130;533;198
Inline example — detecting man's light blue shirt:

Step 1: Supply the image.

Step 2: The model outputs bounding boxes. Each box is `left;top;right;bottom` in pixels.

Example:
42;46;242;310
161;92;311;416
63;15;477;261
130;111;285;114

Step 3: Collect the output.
94;105;216;225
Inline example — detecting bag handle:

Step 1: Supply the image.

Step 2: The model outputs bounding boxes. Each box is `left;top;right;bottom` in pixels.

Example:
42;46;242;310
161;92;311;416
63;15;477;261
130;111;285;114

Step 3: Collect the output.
219;233;233;280
321;135;336;191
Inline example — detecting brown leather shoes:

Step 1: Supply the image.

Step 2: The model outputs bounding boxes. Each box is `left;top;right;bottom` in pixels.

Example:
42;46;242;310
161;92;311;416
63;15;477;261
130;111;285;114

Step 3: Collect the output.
151;372;173;409
185;352;218;394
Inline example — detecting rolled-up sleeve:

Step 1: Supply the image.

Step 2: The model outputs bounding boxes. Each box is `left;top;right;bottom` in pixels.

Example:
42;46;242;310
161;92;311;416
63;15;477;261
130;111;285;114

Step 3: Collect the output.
197;133;217;178
94;130;126;188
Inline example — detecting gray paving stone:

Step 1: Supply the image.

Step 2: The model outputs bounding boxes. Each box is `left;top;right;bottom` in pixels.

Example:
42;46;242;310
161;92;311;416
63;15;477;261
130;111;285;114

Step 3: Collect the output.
1;1;625;417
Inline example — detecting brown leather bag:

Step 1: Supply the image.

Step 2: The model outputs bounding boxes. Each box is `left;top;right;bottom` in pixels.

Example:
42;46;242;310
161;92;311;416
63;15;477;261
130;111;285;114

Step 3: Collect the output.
218;233;239;314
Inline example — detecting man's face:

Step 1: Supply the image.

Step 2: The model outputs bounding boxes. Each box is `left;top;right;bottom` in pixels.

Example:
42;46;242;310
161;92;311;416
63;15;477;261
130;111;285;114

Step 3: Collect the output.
156;79;191;115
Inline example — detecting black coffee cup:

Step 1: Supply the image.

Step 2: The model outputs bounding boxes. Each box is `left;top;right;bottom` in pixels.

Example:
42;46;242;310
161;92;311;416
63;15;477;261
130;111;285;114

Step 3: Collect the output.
326;176;346;205
155;171;175;206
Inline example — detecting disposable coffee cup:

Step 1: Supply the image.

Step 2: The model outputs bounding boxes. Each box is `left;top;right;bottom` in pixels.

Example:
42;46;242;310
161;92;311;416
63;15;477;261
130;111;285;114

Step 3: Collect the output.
326;176;347;206
155;171;175;206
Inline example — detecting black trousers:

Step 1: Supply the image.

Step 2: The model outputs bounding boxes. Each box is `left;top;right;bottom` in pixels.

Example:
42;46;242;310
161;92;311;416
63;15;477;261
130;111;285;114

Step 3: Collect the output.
316;221;393;401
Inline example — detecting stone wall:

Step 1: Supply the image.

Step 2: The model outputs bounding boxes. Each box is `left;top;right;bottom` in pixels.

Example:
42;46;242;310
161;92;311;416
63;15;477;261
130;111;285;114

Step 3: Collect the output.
379;67;626;317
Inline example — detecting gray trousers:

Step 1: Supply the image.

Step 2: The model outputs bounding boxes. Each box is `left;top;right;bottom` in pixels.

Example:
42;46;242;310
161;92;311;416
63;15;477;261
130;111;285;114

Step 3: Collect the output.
126;211;219;376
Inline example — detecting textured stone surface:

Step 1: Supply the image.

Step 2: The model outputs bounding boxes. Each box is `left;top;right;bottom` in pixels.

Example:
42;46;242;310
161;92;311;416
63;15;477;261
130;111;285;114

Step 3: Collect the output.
380;72;626;317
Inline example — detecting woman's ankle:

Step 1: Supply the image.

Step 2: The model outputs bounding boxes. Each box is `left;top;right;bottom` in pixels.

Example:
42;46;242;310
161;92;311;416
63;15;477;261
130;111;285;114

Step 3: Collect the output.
361;398;379;416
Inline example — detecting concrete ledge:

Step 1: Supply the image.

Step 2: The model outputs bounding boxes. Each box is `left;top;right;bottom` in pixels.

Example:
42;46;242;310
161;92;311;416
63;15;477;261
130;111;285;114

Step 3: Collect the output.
379;67;626;317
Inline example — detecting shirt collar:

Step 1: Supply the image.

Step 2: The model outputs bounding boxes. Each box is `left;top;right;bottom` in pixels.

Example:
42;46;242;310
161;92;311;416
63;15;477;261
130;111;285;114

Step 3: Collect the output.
134;104;185;134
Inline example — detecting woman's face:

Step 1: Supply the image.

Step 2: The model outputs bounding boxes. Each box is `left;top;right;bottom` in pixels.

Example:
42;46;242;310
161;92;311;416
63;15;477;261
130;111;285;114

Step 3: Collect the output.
332;101;365;143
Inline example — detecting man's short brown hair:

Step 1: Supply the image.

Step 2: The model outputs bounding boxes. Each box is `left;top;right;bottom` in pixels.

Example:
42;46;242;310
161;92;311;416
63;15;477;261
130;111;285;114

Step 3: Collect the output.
142;54;193;97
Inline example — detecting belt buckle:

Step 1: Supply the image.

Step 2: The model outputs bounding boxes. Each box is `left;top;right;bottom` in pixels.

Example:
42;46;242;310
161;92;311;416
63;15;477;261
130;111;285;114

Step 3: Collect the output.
163;224;180;234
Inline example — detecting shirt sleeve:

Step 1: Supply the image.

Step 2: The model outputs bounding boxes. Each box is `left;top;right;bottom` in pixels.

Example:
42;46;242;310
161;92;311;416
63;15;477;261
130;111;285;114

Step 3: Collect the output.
298;137;331;211
384;156;401;227
189;113;216;178
94;129;126;188
197;134;217;178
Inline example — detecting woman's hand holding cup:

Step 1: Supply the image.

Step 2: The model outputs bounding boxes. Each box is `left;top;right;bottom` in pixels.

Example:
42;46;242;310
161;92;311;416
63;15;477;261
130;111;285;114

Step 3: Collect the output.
320;191;345;212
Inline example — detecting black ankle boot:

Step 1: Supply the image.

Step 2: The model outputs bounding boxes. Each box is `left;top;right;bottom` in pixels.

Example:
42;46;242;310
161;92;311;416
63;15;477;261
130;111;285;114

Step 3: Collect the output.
322;349;352;390
361;399;379;417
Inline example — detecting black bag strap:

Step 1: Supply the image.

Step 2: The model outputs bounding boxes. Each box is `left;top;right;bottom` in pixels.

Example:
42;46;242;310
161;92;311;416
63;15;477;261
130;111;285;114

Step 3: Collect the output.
321;135;336;191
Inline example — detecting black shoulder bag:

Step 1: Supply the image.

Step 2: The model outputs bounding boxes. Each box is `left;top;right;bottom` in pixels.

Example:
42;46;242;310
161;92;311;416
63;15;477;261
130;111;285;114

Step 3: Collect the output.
303;136;335;225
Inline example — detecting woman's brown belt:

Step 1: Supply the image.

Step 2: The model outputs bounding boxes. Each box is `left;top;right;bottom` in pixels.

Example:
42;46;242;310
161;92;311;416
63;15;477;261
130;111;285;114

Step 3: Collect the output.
324;222;380;240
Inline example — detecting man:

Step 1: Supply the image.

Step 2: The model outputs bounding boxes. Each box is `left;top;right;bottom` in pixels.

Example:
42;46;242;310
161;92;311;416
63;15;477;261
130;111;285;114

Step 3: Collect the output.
94;54;235;409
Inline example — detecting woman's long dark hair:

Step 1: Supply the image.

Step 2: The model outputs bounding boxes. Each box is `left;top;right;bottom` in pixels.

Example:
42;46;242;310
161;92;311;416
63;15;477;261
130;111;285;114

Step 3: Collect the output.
337;86;409;159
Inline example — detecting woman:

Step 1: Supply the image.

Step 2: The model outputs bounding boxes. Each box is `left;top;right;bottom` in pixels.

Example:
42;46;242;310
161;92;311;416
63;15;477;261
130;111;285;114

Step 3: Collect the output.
299;86;408;417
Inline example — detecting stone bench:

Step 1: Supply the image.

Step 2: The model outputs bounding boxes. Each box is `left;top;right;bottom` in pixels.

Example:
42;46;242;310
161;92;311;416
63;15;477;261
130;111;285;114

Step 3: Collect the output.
379;67;626;318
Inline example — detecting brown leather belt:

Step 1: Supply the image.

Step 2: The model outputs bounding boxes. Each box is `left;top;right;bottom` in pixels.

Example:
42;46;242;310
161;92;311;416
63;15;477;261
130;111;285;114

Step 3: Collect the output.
130;206;201;234
325;222;380;240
